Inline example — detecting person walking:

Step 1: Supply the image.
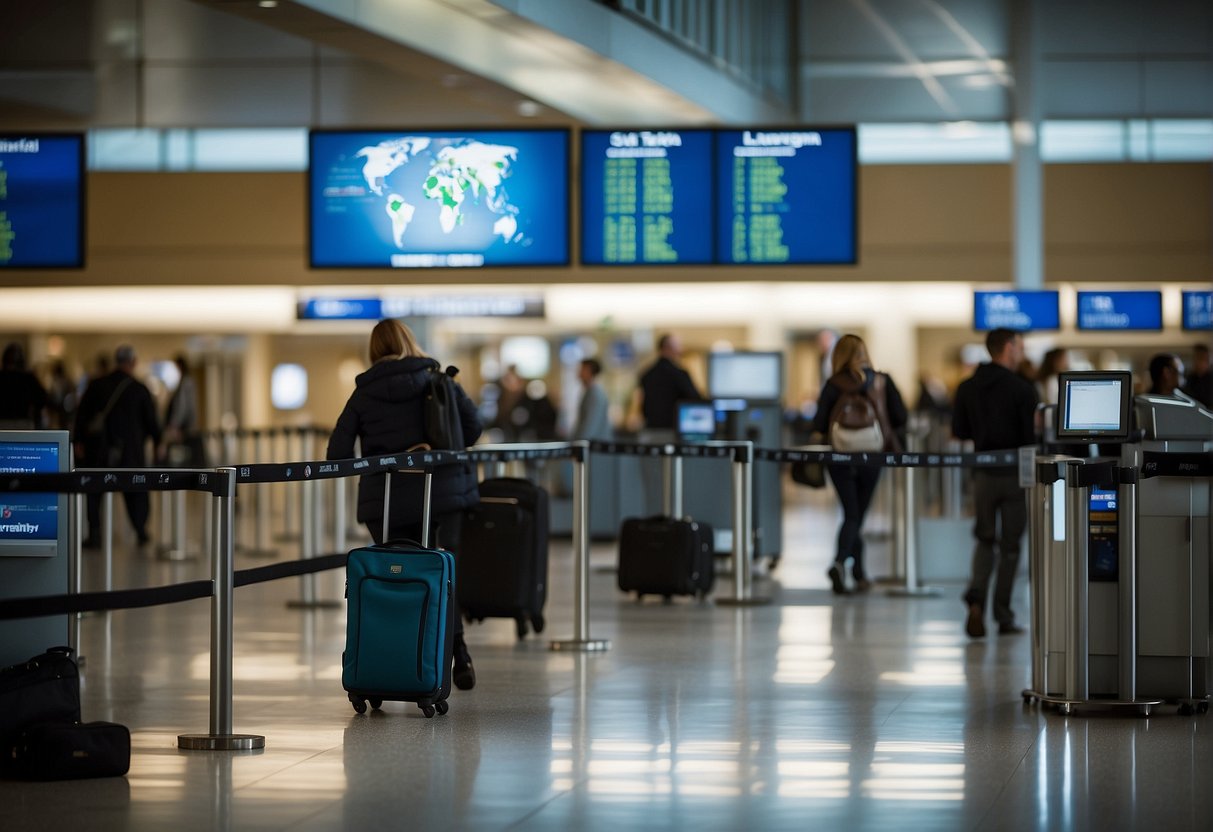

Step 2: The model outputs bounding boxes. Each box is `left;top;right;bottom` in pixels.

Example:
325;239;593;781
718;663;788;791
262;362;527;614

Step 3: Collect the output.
74;345;161;547
573;358;612;441
326;319;483;690
0;343;48;429
811;334;907;595
953;328;1039;637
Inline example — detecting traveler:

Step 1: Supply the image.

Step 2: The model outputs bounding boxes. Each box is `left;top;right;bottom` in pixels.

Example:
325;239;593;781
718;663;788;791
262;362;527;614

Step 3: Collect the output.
74;345;162;547
636;333;702;430
1036;348;1069;406
573;358;612;441
163;354;205;467
1146;353;1184;397
953;328;1038;638
1182;344;1212;408
326;318;482;690
0;342;48;429
811;334;907;595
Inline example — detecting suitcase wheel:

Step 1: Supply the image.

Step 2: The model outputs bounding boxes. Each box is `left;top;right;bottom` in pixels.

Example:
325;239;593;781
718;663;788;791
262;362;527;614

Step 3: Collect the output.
531;613;545;634
350;695;367;715
435;700;449;716
421;704;436;718
369;698;383;711
515;617;529;641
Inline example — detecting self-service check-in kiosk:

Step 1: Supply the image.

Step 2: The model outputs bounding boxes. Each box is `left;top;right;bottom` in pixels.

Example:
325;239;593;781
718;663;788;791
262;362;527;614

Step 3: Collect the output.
0;430;72;667
1025;372;1213;714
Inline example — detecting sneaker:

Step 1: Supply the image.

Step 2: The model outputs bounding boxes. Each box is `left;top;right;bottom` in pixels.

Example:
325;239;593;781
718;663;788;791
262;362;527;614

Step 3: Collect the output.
998;622;1025;635
965;602;986;638
851;567;872;593
827;564;848;595
452;636;476;691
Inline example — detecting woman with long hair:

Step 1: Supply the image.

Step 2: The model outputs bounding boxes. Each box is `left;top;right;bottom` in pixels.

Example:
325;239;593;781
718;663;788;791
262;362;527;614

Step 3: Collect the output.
811;334;908;595
327;318;483;689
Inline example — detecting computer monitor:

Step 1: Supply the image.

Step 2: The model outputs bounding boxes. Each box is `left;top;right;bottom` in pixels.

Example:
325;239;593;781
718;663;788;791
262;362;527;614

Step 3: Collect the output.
676;401;717;442
707;351;783;402
1055;371;1132;443
0;431;70;557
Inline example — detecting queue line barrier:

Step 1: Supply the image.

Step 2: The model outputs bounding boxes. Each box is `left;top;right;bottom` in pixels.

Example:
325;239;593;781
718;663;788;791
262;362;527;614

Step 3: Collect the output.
0;440;1029;754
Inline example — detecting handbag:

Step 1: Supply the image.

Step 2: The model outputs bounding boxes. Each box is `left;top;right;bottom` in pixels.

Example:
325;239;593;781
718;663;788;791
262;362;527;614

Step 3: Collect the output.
790;433;828;489
0;646;81;759
10;721;131;780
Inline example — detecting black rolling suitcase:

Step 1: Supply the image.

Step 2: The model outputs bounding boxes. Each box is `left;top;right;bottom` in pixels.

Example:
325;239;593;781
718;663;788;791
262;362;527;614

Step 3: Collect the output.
617;516;715;601
458;477;550;640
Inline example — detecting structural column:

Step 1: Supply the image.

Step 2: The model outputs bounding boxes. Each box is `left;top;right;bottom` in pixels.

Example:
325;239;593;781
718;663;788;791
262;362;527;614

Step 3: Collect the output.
1012;0;1044;290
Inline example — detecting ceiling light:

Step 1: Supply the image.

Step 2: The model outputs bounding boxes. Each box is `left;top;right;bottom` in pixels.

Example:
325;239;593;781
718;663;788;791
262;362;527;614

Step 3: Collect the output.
258;1;278;8
516;100;542;118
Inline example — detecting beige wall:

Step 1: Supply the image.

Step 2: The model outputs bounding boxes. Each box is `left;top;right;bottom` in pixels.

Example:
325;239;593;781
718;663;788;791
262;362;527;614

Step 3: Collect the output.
1;163;1207;288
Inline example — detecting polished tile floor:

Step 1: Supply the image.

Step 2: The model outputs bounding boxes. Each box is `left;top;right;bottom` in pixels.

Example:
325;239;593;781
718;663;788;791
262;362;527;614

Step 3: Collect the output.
3;483;1212;831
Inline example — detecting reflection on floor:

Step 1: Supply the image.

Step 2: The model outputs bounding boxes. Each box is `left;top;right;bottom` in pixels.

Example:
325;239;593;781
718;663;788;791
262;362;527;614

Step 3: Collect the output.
1;484;1211;831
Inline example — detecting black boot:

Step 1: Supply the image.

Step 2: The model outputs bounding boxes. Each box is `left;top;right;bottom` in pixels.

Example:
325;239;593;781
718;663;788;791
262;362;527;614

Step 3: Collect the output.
452;634;475;691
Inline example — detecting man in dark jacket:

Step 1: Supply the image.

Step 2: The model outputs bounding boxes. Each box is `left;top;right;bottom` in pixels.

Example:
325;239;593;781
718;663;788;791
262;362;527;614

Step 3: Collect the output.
74;345;162;547
953;328;1038;638
327;319;483;689
637;333;702;430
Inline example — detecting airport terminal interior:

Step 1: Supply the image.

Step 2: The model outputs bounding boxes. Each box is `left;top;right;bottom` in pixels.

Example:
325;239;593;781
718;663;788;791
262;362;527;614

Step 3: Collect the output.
1;0;1212;829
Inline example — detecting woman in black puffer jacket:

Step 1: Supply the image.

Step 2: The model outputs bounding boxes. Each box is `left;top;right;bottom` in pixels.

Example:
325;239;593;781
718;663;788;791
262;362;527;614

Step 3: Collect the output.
327;318;483;690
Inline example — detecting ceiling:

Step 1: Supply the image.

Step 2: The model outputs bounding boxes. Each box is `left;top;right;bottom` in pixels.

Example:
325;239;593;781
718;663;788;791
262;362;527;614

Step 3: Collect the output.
0;0;1209;130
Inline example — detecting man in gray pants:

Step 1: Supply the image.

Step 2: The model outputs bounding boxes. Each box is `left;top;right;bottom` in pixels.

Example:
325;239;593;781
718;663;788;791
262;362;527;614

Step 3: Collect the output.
952;328;1039;637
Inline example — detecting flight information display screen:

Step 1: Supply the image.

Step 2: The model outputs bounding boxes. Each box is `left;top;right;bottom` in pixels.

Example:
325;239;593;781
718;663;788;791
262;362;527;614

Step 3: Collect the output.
581;130;713;265
1182;290;1213;331
0;134;85;268
309;129;569;268
0;442;60;545
714;128;857;265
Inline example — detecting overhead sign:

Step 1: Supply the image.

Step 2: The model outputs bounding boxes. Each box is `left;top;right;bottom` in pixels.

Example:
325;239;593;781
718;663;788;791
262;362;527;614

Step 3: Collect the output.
298;295;545;320
1076;291;1162;331
973;290;1060;331
1182;291;1212;331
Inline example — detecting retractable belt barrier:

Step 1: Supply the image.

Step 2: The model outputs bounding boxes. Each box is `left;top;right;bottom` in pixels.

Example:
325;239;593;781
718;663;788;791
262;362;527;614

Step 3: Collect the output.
0;439;1038;754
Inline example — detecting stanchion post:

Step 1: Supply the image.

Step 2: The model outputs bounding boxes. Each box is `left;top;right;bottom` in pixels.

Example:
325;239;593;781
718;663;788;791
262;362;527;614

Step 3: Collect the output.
156;491;172;555
1063;460;1090;707
246;431;276;558
717;442;770;607
551;441;610;652
662;453;683;518
1117;465;1138;703
334;476;347;554
887;462;941;598
102;491;114;592
71;491;83;663
179;467;264;751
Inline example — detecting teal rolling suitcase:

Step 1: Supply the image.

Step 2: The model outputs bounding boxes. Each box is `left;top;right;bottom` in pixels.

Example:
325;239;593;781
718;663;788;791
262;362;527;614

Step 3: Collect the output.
343;541;455;718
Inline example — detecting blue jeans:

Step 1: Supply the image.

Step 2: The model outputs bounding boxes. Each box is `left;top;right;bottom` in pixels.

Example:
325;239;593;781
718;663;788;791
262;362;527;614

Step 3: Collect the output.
827;464;882;576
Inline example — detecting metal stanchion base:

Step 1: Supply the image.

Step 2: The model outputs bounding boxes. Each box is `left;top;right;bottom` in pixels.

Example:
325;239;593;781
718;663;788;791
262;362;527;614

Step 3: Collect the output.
716;596;772;606
1021;690;1164;716
158;549;199;562
886;585;943;598
274;533;301;543
592;565;617;575
178;733;266;751
285;599;343;609
549;639;611;652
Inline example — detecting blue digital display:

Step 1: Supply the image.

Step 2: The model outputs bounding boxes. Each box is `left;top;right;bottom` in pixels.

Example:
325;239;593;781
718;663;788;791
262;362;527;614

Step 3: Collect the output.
581;130;714;265
1089;487;1118;513
973;291;1060;331
1076;291;1162;331
299;298;382;320
309;130;569;268
1182;291;1213;332
0;134;85;268
714;128;857;265
0;443;60;542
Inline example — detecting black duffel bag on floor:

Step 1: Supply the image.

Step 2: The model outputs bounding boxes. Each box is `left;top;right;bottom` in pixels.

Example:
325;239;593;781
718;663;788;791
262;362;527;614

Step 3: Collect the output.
10;721;131;780
0;646;81;761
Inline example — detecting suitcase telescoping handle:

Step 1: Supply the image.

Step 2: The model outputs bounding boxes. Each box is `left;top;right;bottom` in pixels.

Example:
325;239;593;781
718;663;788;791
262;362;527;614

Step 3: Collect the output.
382;468;434;548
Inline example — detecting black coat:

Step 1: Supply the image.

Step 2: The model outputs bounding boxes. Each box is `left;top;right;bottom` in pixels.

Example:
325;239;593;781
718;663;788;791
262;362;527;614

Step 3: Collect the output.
326;356;483;531
73;370;161;466
952;362;1038;452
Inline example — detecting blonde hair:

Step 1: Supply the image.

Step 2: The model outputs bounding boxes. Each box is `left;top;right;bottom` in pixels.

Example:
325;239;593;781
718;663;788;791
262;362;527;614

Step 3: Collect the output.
831;333;871;383
368;318;425;363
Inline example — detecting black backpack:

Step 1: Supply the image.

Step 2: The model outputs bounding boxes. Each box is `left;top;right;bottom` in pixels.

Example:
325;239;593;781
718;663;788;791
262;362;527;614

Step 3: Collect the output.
424;365;466;450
